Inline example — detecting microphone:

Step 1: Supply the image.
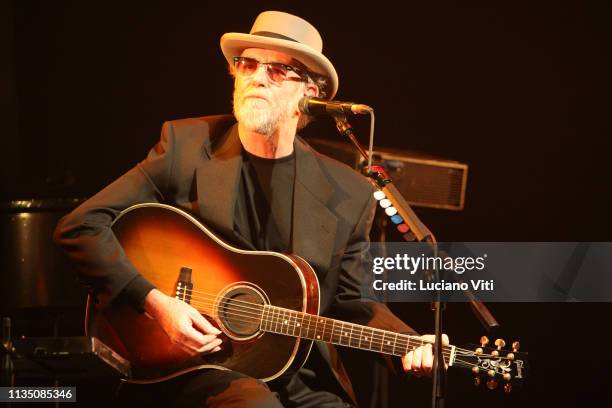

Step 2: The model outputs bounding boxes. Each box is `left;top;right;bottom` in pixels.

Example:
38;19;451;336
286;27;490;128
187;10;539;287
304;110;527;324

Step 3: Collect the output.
299;96;373;116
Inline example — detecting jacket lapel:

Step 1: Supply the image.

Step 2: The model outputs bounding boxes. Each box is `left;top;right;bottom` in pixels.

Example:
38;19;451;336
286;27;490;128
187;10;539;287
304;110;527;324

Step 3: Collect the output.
292;138;337;276
196;123;242;241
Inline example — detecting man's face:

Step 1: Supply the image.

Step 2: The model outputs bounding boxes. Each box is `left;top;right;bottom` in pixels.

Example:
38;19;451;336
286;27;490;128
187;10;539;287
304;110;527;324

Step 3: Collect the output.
232;48;309;135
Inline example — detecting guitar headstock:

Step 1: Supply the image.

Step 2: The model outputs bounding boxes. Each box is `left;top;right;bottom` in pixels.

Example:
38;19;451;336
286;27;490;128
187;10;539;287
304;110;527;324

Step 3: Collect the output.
453;336;528;393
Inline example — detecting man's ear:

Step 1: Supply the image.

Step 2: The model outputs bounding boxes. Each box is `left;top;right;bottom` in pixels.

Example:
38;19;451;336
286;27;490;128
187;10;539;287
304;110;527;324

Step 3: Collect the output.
304;82;319;98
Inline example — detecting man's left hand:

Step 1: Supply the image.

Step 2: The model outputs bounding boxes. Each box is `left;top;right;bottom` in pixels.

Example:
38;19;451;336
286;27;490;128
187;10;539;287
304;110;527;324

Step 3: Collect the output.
402;334;450;377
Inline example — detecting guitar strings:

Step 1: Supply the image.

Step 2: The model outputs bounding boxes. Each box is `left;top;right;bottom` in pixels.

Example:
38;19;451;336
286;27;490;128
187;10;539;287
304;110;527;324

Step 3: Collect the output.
188;298;486;370
188;298;451;353
172;297;502;370
190;305;458;363
174;288;506;361
186;295;446;351
180;291;500;360
188;306;458;363
185;297;500;363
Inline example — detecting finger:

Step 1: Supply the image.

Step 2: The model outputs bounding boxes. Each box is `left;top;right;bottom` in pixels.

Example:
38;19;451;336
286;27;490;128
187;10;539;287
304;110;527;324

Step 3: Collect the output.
420;334;435;343
190;311;222;335
197;338;223;354
443;334;449;369
198;333;222;344
419;334;449;347
402;351;413;372
413;346;423;373
183;325;216;349
422;343;434;374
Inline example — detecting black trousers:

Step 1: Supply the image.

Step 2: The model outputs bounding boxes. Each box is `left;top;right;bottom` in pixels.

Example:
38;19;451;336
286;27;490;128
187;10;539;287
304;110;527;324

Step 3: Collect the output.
116;369;351;408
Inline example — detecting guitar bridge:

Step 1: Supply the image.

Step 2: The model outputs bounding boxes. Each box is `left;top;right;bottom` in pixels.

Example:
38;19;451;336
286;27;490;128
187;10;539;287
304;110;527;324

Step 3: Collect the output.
175;266;193;304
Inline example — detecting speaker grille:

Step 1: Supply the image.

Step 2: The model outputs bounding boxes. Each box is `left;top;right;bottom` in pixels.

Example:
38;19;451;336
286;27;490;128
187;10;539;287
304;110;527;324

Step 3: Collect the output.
308;138;468;210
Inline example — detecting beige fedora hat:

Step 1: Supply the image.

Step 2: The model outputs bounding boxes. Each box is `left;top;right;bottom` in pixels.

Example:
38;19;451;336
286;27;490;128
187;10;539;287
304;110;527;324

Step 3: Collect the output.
220;11;338;99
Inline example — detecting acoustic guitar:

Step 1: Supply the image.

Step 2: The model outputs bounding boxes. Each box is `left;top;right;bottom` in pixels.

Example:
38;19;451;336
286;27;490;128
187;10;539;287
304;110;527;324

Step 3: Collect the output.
87;203;527;392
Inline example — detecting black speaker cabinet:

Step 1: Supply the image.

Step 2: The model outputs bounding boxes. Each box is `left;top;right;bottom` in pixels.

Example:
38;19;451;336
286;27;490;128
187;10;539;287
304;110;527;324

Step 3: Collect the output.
307;138;468;211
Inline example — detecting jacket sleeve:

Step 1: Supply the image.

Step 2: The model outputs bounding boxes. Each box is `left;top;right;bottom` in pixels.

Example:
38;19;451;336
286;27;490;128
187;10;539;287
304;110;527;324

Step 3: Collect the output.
328;192;419;375
53;121;178;311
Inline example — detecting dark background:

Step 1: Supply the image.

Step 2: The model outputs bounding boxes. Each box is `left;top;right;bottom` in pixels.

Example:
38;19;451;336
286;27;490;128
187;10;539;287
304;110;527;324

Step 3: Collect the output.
1;0;611;407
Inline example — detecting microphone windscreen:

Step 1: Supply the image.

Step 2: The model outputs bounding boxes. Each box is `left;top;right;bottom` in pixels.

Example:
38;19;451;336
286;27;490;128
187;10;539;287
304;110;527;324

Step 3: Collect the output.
298;96;311;114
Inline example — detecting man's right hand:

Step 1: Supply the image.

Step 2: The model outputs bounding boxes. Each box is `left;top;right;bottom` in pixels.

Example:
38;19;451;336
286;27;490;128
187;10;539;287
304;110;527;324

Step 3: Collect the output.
143;288;223;355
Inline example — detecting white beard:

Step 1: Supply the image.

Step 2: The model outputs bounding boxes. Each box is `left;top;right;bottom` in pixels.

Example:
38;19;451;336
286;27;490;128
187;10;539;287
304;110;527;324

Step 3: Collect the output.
232;84;302;136
233;98;284;135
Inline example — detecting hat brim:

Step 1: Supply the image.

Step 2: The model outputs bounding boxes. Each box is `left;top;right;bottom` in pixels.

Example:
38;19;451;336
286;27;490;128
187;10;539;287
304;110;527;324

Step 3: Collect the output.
220;32;338;99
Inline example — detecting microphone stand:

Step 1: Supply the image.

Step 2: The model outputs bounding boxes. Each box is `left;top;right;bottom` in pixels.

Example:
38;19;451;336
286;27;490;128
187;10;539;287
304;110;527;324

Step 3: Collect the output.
333;114;447;408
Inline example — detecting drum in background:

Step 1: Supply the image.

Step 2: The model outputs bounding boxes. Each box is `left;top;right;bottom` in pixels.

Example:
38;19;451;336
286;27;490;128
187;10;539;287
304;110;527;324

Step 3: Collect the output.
0;198;87;335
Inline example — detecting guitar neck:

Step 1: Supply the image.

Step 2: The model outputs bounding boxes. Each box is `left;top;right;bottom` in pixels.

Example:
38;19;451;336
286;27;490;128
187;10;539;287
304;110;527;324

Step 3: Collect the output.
260;305;456;366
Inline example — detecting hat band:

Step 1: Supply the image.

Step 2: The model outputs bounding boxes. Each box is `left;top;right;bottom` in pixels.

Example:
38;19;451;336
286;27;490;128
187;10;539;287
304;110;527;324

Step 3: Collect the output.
251;31;299;43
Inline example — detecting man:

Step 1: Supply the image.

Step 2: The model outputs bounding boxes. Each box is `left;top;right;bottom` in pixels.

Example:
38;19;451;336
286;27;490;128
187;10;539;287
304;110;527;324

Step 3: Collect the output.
54;11;448;408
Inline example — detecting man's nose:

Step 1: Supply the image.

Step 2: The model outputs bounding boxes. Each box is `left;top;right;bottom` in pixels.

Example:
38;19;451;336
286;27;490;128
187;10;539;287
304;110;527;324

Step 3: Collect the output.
250;63;270;85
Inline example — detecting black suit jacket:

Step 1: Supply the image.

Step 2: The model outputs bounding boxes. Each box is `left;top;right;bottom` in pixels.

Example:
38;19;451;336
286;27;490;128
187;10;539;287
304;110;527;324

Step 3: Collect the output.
54;115;417;404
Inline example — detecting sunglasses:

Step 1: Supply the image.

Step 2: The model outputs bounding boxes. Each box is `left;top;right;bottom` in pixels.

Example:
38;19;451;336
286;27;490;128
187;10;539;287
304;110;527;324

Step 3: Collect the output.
233;56;309;84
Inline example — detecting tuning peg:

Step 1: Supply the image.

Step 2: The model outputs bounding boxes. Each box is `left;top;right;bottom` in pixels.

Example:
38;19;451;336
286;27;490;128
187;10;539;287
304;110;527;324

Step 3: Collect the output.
506;352;515;360
472;366;479;375
480;336;489;347
489;339;504;357
486;378;498;390
504;383;512;393
512;341;520;352
503;373;511;382
494;338;506;350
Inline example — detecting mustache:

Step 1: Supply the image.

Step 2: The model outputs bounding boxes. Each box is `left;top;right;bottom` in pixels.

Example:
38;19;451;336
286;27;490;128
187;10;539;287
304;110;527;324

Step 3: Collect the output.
237;87;272;100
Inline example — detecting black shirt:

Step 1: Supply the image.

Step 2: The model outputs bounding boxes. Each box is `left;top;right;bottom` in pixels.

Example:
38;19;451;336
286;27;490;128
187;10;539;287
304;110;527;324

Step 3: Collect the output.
234;149;295;253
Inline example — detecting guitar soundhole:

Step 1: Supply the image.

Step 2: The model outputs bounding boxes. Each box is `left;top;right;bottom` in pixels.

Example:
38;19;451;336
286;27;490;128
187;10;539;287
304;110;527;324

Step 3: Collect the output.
216;284;267;340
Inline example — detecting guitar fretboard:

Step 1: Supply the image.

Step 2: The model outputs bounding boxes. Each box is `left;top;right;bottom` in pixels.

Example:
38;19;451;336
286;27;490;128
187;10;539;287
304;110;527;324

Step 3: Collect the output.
260;305;455;364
